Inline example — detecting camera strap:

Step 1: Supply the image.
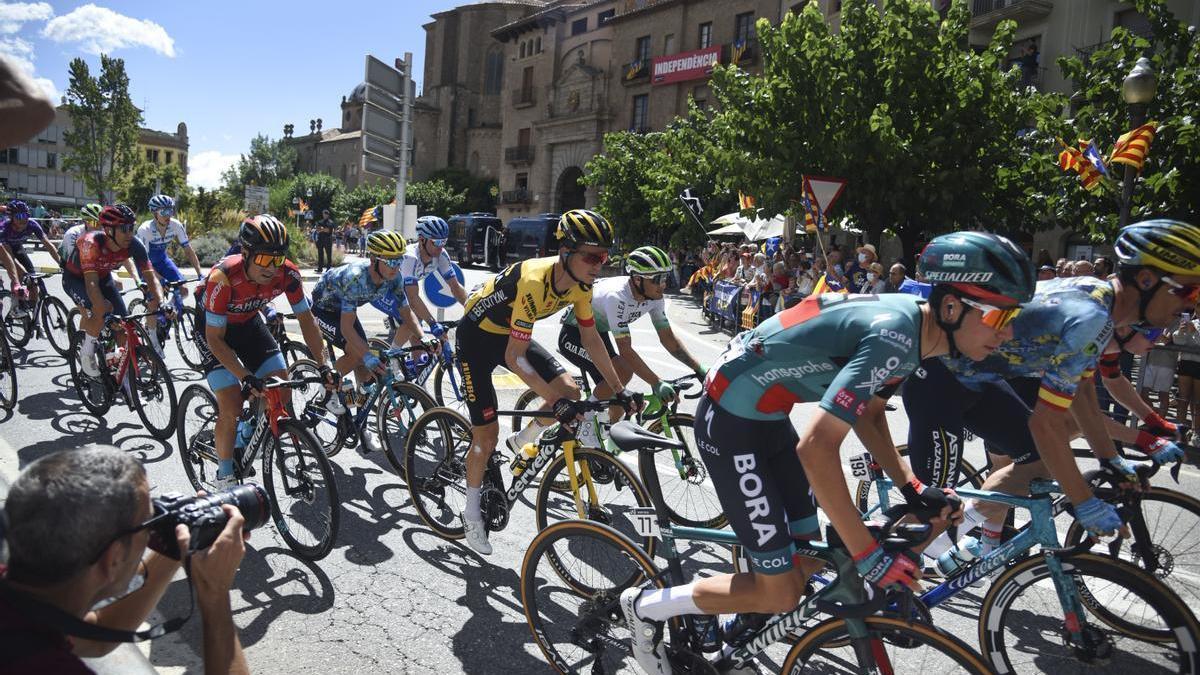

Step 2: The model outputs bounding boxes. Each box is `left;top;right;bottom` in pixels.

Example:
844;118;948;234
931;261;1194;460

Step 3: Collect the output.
0;570;194;643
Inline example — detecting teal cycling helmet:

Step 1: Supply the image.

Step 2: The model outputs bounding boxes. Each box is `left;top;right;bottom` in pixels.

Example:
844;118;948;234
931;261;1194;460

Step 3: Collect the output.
919;231;1034;307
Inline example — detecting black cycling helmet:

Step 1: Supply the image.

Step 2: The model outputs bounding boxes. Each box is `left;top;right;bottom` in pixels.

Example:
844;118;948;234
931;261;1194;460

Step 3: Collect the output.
238;214;289;254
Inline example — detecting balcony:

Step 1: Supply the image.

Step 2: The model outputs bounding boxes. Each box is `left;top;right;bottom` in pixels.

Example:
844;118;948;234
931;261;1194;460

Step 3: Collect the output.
505;145;535;164
970;0;1053;30
512;87;536;109
622;59;649;85
502;189;531;204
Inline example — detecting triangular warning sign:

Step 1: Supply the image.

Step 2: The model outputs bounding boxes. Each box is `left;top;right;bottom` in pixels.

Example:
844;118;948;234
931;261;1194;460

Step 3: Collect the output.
802;175;848;215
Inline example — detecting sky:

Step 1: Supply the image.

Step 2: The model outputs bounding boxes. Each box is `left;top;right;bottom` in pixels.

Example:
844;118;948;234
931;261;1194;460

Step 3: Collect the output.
1;1;449;189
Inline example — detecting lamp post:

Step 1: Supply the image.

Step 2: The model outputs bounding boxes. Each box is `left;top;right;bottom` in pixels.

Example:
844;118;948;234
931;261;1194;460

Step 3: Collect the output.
1118;56;1156;228
292;196;300;229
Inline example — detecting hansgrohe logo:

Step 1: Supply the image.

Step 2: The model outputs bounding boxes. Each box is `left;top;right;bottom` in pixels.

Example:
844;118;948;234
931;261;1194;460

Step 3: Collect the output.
751;361;835;387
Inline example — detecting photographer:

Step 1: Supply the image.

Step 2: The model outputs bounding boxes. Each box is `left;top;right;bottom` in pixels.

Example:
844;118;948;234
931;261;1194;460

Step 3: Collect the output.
0;446;250;675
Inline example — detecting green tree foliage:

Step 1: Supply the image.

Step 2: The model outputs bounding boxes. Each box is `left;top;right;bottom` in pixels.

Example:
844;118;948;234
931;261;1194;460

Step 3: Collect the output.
406;179;467;219
219;134;297;198
333;182;394;225
583;131;659;245
266;173;344;220
428;168;497;213
61;56;142;202
118;159;185;214
1053;0;1199;238
177;187;234;236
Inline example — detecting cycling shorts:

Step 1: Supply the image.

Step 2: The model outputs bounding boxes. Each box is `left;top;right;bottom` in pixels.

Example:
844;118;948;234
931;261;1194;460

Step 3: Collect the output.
311;298;367;350
6;246;34;281
195;313;284;390
694;395;817;575
456;319;565;426
556;322;617;385
63;271;127;315
903;358;1039;487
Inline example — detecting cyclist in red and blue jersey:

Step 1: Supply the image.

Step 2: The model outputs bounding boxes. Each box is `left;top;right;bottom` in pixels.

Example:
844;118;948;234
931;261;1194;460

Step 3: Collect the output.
62;205;164;378
196;214;333;489
621;231;1033;675
1;199;61;315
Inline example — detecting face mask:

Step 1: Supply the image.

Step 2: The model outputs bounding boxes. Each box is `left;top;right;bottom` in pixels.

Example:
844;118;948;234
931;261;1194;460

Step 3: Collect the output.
858;253;868;264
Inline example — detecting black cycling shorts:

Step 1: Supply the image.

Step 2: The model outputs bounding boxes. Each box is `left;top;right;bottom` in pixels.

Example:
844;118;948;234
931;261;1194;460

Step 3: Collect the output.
456;320;566;426
63;271;127;315
556;322;617;385
195;314;281;377
903;357;1039;488
694;395;817;575
311;298;367;350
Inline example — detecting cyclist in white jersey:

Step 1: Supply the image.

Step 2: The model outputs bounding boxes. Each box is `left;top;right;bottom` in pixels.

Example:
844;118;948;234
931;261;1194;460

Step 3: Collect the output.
137;195;202;351
401;216;466;330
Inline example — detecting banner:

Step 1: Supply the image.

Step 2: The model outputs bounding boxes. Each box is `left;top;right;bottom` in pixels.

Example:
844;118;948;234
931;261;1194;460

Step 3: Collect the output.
711;280;742;325
652;45;722;85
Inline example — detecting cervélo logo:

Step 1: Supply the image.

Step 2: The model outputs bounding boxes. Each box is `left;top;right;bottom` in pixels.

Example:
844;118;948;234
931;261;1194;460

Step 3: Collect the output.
751;360;834;386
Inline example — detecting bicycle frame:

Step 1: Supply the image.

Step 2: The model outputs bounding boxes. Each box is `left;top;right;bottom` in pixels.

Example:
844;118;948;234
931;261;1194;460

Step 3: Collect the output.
484;415;608;522
103;316;148;390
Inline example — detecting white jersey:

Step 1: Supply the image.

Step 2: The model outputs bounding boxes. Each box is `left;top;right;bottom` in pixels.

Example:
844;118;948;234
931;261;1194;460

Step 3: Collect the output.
566;275;669;337
60;224;88;258
399;249;453;287
136;218;189;258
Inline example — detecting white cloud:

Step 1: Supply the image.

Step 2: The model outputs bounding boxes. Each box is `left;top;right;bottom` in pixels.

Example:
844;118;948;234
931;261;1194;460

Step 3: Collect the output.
0;2;53;34
188;150;239;190
41;4;175;57
0;35;58;100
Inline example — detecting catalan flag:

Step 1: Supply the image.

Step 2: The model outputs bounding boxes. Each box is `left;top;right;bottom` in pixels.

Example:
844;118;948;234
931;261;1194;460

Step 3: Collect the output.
298;198;309;213
1080;140;1109;177
731;38;749;66
1109;122;1157;173
801;186;825;232
738;191;756;211
625;59;646;81
1057;139;1105;192
809;273;846;296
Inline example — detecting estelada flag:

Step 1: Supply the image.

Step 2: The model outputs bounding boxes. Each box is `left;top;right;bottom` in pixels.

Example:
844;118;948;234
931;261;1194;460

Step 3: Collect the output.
1057;139;1105;191
738;191;756;210
359;206;378;226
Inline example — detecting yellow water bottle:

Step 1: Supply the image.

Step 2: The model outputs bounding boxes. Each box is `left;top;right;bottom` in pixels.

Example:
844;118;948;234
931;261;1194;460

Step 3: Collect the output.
510;442;539;476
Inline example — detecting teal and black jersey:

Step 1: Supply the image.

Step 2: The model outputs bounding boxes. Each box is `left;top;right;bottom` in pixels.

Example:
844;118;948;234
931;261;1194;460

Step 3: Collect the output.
705;293;925;423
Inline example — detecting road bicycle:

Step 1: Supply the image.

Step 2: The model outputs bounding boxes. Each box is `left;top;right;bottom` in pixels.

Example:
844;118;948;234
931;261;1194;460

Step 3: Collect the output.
175;375;340;560
0;271;71;354
0;327;14;411
520;421;995;674
67;312;178;440
403;397;654;556
127;277;204;369
367;319;464;410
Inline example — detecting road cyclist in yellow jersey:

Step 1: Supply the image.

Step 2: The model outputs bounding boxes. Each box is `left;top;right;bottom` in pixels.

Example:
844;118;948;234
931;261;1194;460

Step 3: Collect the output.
455;208;633;555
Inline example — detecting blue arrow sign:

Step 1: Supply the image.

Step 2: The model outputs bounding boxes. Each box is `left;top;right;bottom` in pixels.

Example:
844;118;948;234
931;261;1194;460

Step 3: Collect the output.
423;262;465;308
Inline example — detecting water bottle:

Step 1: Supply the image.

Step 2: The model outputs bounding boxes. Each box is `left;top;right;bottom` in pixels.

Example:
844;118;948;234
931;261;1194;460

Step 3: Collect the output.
510;442;540;476
935;536;983;576
235;416;254;450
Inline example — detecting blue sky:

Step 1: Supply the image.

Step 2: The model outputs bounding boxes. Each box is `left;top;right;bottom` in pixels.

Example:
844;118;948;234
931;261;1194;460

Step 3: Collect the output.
2;1;447;188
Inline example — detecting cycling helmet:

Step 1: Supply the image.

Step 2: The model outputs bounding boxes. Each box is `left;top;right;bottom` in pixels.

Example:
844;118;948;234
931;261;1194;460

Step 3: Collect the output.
238;214;289;254
366;230;407;258
919;231;1034;307
626;245;673;275
148;194;175;213
1114;219;1200;277
98;204;137;229
556;209;615;249
415;216;449;240
80;203;103;222
6;200;29;216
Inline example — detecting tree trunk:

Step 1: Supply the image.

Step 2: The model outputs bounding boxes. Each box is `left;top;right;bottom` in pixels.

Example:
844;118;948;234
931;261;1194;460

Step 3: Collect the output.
897;223;921;269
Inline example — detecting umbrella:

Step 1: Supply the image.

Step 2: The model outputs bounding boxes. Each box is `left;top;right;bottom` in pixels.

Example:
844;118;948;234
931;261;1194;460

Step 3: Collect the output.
710;211;747;226
708;223;746;237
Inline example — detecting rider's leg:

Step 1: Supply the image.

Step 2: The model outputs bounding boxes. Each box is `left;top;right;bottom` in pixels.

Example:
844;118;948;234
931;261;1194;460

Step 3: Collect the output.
209;371;243;478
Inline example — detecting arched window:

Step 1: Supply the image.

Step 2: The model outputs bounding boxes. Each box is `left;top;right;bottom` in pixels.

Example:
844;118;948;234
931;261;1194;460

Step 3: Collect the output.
485;48;504;95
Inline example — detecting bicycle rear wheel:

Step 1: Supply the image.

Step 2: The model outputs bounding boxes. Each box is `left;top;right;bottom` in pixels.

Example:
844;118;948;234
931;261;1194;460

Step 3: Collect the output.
1;293;33;347
40;295;72;356
378;380;438;480
67;330;112;416
130;340;177;439
287;358;347;457
644;412;726;529
263;419;340;560
404;407;473;539
781;615;992;673
174;307;205;371
176;384;218;491
0;331;15;410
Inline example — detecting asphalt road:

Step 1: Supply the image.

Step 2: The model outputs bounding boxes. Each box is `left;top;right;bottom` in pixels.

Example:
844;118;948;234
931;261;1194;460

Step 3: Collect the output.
2;256;1198;674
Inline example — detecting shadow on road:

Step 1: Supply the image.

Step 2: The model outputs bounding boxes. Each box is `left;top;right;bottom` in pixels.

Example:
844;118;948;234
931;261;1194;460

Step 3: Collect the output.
328;461;423;567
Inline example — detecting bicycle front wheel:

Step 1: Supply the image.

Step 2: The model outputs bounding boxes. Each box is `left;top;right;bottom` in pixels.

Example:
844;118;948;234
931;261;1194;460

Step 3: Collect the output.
174;307;205;371
176;384;218;491
781;615;992;674
1;295;33;347
404;407;474;539
67;330;112;416
40;295;72;356
644;412;726;529
0;331;15;410
978;551;1200;674
130;341;177;439
287;358;347;457
430;359;467;413
263;419;340;560
378;380;438;480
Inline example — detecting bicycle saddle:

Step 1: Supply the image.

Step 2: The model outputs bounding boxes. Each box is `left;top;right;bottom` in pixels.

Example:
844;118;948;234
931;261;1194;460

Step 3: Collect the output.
608;421;685;453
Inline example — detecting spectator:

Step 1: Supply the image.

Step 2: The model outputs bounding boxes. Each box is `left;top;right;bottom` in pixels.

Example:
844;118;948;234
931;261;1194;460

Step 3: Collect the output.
826;249;846;286
1037;265;1056;281
1055;257;1069;277
720;249;738;280
885;263;908;293
1036;248;1053;268
734;248;756;284
858;262;887;294
314;209;335;272
844;243;875;290
1018;42;1040;86
1072;259;1094;277
0;446;250;674
1172;313;1200;434
1094;256;1113;278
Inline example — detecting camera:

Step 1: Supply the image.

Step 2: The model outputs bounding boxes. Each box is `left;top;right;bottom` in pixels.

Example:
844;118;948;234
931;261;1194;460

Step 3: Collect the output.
147;484;271;560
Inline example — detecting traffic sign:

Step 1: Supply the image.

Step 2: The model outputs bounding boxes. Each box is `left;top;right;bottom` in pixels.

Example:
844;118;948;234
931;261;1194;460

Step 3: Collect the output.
363;132;401;161
363;154;399;178
362;102;402;141
423;262;465;308
802;175;848;214
365;55;405;99
363;83;403;118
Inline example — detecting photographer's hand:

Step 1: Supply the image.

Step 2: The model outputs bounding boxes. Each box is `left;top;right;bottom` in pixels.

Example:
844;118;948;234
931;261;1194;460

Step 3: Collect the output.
184;505;251;675
73;549;184;658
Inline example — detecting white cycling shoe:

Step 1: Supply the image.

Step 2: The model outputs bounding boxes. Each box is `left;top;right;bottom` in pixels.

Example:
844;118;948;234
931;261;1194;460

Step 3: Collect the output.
210;474;239;491
79;348;101;378
461;514;493;556
620;587;670;674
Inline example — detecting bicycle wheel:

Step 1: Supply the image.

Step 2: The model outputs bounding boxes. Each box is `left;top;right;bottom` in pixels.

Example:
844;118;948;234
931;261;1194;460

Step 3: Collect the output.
378;380;438;479
535;448;656;572
781;615;992;673
521;520;667;673
404;407;473;539
1064;486;1200;637
40;295;72;356
176;384;218;492
287;358;347;458
67;330;112;416
0;331;15;411
430;359;467;411
1;293;33;348
280;339;313;367
67;307;80;336
129;341;178;439
978;551;1200;674
644;412;726;529
174;307;205;371
263;419;340;560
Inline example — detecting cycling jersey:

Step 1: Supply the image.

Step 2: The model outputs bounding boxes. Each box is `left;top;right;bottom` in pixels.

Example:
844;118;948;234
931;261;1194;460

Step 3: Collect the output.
562;275;669;338
311;260;407;314
369;290;410;321
136;218;189;261
462;256;594;341
59;224;88;260
705;293;924;423
399;249;454;286
64;230;151;278
942;276;1114;412
0;217;45;249
201;255;308;327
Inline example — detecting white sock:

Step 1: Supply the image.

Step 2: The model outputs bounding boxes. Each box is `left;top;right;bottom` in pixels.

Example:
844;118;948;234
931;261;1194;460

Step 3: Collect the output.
465;486;482;522
634;582;700;622
81;333;98;357
923;502;987;559
514;419;547;446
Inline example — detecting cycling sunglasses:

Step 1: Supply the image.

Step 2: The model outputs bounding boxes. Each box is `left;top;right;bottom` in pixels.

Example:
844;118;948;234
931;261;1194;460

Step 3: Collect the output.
156;207;175;217
576;250;609;266
1132;323;1165;341
636;272;669;285
11;212;29;220
250;252;286;268
1162;275;1200;304
378;256;405;268
111;222;136;233
427;238;447;248
960;296;1021;330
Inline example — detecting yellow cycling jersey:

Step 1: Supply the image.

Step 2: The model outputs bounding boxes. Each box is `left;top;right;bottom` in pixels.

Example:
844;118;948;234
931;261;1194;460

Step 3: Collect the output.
462;256;595;340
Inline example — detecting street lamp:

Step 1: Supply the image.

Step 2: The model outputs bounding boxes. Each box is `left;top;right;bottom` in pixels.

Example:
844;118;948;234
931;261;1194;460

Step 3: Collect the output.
292;196;300;228
1118;56;1156;228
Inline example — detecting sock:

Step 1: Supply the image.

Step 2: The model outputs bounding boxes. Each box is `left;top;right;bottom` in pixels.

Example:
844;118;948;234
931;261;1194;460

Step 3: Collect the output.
514;419;547;447
923;502;988;559
217;459;236;478
81;333;98;356
634;582;700;622
980;523;1003;555
465;486;482;522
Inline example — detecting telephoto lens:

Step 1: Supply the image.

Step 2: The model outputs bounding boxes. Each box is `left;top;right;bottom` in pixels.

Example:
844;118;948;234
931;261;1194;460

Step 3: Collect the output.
147;484;271;559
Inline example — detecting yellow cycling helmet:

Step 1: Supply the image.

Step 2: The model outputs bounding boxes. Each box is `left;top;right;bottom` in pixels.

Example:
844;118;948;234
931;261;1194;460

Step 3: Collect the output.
556;209;615;249
366;230;407;258
1114;219;1200;276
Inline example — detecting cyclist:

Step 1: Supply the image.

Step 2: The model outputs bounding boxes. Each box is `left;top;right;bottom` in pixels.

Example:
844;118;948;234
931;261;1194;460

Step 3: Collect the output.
310;230;419;447
0;199;62;316
620;231;1032;675
369;216;461;349
60;204;138;303
62;205;165;378
556;245;706;443
911;219;1198;565
457;208;630;555
137;194;203;353
196;214;333;490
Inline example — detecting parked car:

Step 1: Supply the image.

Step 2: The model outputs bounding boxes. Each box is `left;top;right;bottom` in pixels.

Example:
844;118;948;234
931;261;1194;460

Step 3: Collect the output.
505;213;561;264
447;212;505;269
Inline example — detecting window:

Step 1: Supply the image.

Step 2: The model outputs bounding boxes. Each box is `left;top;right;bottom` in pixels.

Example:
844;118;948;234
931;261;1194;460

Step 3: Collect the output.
692;86;707;110
180;153;186;167
516;172;529;190
664;33;675;54
735;12;755;43
1115;8;1152;35
571;18;587;35
635;35;651;62
46;152;56;169
518;127;531;147
484;48;504;95
698;22;712;49
165;151;173;165
632;94;649;131
520;42;526;58
598;9;614;25
536;36;541;53
145;148;154;162
0;148;16;164
521;66;534;95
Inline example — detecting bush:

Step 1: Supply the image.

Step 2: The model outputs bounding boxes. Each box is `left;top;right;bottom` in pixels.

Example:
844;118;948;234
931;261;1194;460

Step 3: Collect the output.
191;231;236;266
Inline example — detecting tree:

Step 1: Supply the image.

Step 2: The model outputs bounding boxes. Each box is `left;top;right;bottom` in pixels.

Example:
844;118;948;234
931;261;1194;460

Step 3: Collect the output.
265;173;344;221
118;159;185;214
219;134;297;198
583;131;661;244
61;55;142;203
428;168;497;213
177;186;231;236
333;182;394;225
406;179;467;219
